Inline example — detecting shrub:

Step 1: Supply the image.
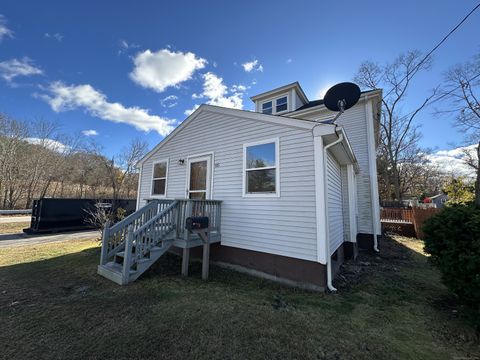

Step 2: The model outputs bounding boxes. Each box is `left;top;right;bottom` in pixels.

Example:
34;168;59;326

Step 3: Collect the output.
423;205;480;327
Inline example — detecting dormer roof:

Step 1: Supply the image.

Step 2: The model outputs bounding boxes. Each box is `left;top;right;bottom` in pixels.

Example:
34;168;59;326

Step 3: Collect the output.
250;81;309;104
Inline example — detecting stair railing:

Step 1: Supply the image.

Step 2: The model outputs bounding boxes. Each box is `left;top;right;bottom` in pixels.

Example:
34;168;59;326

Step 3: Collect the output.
100;199;174;265
132;201;178;263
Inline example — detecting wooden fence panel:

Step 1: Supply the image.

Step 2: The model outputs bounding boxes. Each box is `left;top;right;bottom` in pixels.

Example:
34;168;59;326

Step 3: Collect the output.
381;207;441;239
412;208;441;240
380;208;414;223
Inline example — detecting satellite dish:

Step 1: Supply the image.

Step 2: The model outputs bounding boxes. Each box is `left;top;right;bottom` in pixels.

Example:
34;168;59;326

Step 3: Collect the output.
324;82;361;112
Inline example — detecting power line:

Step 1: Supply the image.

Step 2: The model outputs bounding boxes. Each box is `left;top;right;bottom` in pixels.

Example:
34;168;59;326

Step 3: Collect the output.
390;72;480;123
383;2;480;99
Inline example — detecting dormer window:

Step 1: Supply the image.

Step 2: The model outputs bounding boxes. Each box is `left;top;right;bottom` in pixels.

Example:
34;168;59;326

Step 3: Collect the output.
276;96;288;112
260;95;288;115
262;101;273;114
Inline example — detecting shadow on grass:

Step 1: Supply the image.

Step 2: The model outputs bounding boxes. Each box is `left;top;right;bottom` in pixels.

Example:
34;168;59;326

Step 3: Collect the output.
0;235;478;360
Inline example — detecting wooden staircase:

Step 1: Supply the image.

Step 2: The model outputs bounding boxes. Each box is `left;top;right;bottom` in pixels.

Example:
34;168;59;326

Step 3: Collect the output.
97;199;222;285
97;200;177;285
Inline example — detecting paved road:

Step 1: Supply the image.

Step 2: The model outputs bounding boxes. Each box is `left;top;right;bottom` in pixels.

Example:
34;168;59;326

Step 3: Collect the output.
0;216;31;223
0;230;99;247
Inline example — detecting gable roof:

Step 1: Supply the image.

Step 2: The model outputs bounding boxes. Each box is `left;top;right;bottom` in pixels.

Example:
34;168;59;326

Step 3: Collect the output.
137;104;318;167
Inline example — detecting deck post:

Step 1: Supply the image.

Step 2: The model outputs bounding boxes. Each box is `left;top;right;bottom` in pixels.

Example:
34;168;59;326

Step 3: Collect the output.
181;248;190;276
185;201;193;241
216;204;221;235
122;225;134;285
201;231;210;281
100;220;110;265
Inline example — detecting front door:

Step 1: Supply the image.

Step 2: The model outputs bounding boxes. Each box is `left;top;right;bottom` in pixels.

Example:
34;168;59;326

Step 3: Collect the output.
187;155;212;200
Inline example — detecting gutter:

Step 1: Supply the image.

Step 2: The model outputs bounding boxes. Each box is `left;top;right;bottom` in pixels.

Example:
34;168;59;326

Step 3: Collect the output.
322;132;344;292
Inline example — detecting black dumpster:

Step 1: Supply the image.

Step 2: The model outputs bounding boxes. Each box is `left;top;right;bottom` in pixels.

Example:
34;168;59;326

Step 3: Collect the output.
23;198;136;234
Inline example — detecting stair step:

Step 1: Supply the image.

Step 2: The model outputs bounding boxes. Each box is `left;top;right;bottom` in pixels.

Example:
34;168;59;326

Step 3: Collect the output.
97;262;137;285
104;261;136;275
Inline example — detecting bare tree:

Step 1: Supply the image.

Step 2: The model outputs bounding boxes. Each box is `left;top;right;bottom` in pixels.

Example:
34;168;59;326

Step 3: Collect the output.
0;114;29;208
103;138;148;202
354;50;437;200
437;52;480;206
0;113;146;209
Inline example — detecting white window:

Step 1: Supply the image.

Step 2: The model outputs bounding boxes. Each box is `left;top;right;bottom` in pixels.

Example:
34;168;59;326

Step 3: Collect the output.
262;101;272;114
243;139;279;197
151;160;168;196
260;95;288;115
276;96;288;112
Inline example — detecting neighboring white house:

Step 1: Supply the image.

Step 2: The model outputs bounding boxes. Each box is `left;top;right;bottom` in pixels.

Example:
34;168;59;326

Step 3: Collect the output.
132;82;382;291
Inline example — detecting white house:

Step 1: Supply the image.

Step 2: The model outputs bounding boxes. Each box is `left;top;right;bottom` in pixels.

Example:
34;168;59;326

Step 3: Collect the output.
98;82;382;291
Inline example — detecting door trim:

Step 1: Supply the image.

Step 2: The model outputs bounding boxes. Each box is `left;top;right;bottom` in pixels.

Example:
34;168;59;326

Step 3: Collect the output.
186;152;214;199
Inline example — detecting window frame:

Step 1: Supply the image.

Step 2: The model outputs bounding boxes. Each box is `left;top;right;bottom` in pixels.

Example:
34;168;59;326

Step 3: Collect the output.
150;159;169;198
261;100;273;114
260;94;289;115
242;138;280;198
275;96;288;113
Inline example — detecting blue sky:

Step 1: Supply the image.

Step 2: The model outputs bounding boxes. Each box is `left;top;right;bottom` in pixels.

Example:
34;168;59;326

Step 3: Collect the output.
0;0;479;158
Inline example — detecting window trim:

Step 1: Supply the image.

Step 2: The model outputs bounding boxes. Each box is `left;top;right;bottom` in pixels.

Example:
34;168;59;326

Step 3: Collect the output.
150;159;169;198
261;100;273;114
275;96;288;113
242;138;280;198
260;94;289;115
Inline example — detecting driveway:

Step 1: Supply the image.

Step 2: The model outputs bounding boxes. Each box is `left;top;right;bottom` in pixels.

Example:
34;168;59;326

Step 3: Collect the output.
0;230;99;247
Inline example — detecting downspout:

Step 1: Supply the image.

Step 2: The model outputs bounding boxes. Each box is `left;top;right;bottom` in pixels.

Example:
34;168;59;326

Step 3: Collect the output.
323;132;344;292
365;100;380;253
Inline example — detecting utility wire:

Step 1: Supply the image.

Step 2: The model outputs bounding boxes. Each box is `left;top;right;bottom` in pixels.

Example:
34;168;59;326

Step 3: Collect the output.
388;73;480;123
382;2;480;99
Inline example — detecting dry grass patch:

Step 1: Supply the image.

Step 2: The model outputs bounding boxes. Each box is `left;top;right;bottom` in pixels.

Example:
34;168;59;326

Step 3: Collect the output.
0;221;30;234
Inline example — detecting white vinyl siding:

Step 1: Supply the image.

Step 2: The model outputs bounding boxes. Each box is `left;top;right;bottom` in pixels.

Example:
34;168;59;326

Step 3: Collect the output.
327;151;344;254
295;102;374;234
138;110;318;261
340;166;351;241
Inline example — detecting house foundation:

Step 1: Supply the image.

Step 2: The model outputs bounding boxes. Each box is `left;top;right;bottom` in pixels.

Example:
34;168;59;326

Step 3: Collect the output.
357;233;381;251
179;243;328;291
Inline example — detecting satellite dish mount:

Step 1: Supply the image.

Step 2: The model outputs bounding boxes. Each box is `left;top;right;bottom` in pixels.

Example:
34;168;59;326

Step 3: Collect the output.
323;82;361;124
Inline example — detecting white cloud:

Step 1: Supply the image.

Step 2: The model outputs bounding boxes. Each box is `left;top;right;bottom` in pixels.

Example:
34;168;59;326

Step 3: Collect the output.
184;104;200;116
160;95;178;108
184;72;246;116
242;59;263;73
26;137;70;153
44;32;64;42
82;129;98;136
130;49;206;92
427;144;478;178
0;57;44;83
118;39;140;54
0;15;14;42
38;81;175;136
201;72;244;109
230;84;247;93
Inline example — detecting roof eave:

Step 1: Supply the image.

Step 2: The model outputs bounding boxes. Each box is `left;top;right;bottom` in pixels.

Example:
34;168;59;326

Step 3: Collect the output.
289;89;383;117
250;81;309;104
136;104;321;167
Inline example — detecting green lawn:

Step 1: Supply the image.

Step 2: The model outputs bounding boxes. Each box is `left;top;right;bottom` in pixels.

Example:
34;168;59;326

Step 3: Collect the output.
0;235;478;359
